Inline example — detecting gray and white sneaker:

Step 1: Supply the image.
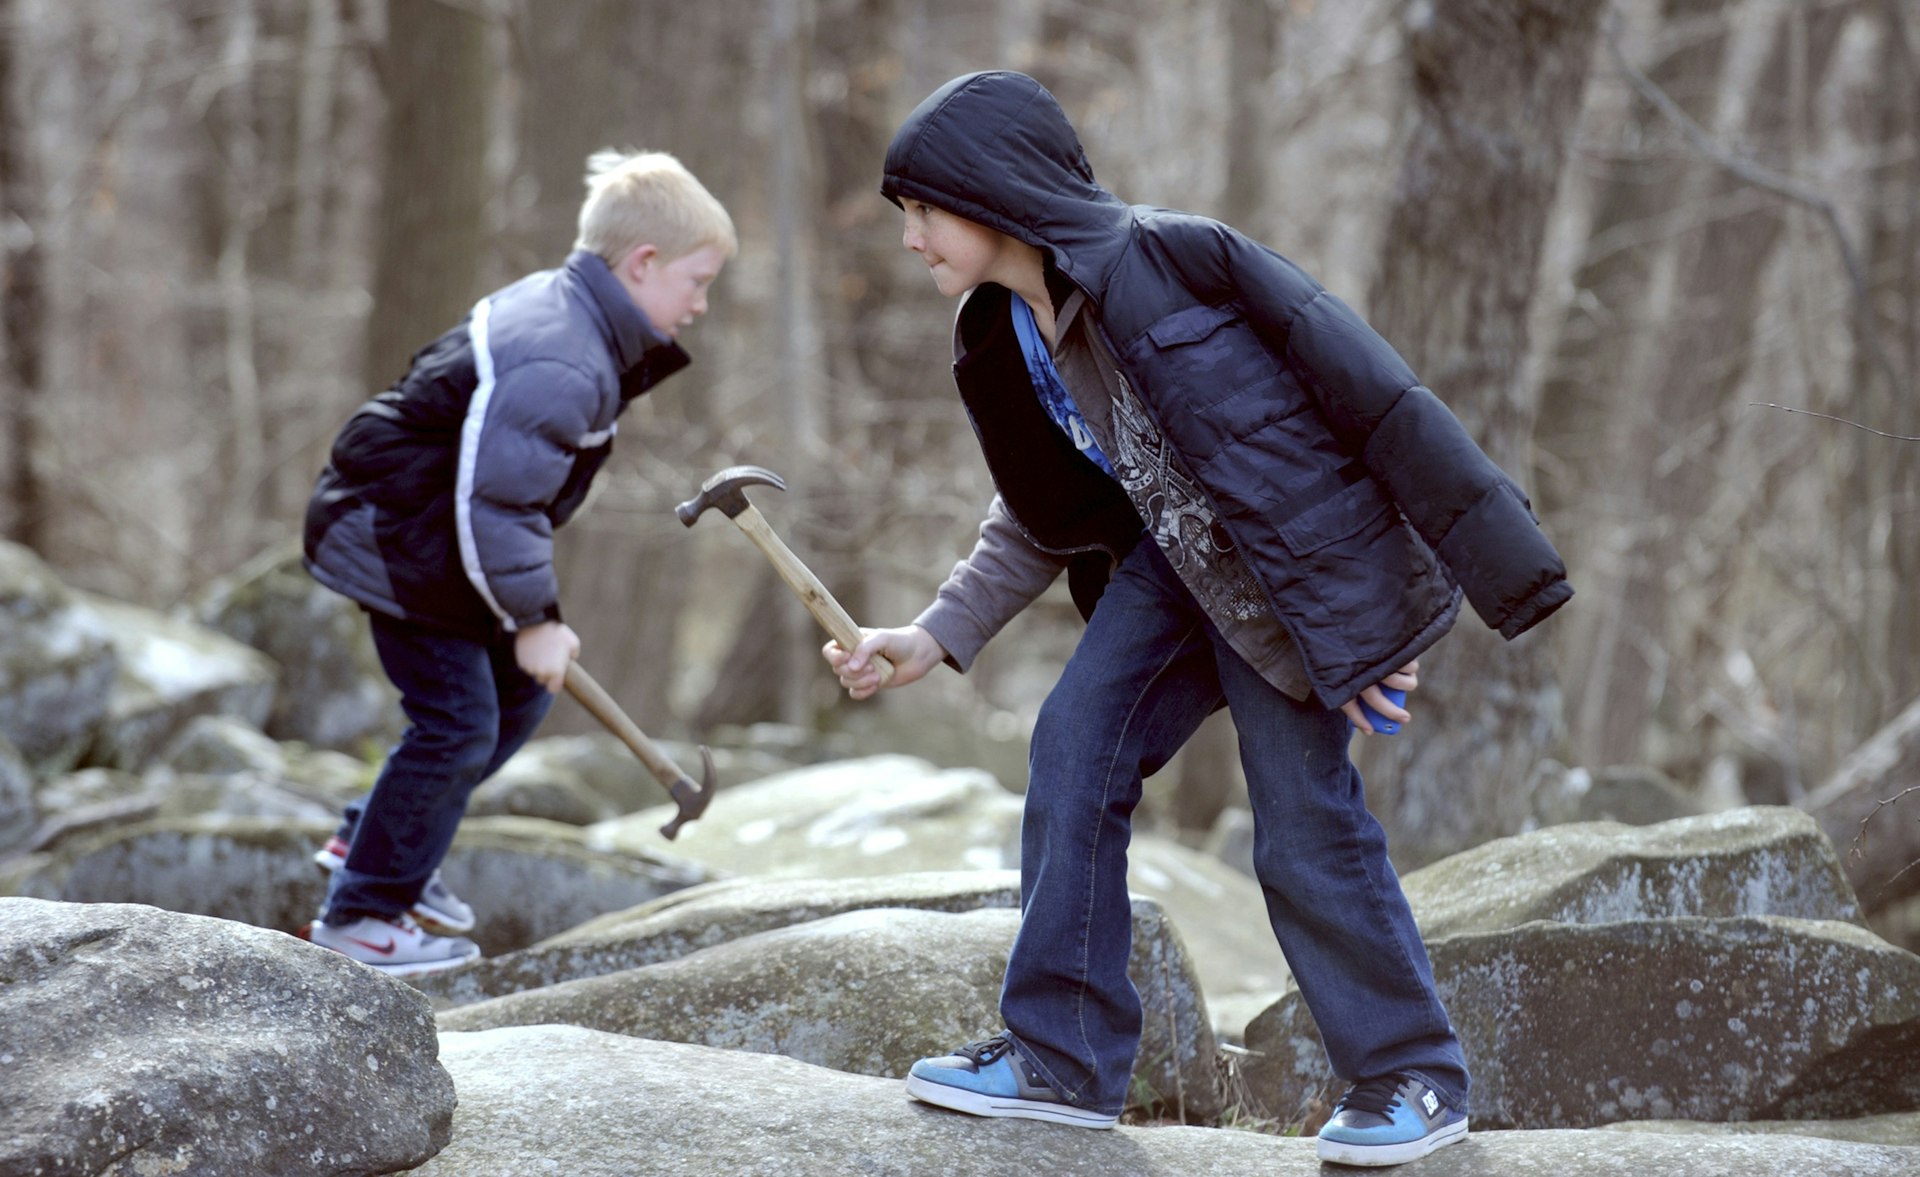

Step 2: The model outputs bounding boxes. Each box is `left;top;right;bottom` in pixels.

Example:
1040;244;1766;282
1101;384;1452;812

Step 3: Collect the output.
409;871;475;935
306;913;480;977
310;833;475;935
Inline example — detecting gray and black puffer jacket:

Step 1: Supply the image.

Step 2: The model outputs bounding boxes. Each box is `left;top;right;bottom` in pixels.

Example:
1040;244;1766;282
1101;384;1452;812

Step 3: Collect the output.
303;250;689;640
882;71;1572;708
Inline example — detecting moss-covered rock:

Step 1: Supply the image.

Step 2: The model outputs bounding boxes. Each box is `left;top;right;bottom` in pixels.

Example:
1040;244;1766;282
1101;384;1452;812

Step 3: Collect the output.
1403;806;1864;938
0;540;116;771
1;897;452;1176
77;591;278;771
4;814;717;956
194;543;401;751
416;870;1021;1009
438;899;1220;1121
1242;916;1920;1130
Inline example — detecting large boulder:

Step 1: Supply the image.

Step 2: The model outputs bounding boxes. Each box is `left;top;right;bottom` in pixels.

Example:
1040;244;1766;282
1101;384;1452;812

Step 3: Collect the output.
1241;916;1920;1130
1404;806;1864;938
0;734;33;852
5;814;716;955
409;1025;1920;1176
0;898;452;1176
78;592;279;772
590;754;1291;1036
589;754;1026;875
194;544;401;752
438;900;1221;1121
465;747;618;826
0;540;117;772
1599;1111;1920;1147
416;871;1021;1009
507;731;799;814
1531;762;1707;827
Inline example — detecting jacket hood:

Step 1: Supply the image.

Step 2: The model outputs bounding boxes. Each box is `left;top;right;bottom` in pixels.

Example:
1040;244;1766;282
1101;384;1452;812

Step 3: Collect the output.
881;71;1132;289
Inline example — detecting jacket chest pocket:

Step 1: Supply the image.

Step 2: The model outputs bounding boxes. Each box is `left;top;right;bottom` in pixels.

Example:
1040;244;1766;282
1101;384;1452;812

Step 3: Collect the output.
1135;304;1309;457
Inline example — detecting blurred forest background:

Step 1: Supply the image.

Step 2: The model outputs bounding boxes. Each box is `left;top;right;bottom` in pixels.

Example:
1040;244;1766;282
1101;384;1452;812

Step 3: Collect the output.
2;0;1917;937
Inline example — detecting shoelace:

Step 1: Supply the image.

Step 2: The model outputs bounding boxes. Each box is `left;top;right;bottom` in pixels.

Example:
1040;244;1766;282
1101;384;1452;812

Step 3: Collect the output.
1335;1075;1406;1117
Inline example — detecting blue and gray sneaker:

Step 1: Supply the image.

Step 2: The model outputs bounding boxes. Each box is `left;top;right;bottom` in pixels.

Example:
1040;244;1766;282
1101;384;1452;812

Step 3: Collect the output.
905;1033;1118;1129
1315;1073;1467;1166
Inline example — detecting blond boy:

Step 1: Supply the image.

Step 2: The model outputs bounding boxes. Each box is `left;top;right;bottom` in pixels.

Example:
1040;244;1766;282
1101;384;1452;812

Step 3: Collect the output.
300;151;733;975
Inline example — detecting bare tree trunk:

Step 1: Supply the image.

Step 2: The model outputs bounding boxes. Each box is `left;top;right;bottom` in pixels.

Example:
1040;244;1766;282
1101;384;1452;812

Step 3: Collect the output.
1858;0;1920;716
770;0;821;729
0;0;45;549
1534;0;1744;773
216;0;266;562
362;0;492;392
1171;0;1282;835
1357;0;1605;868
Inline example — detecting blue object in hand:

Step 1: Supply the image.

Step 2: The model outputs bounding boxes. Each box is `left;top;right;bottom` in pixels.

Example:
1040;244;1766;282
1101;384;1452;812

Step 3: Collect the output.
1358;685;1406;735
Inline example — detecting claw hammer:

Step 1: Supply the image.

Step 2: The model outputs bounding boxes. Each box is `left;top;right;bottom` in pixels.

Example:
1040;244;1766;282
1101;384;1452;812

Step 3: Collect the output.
674;465;895;685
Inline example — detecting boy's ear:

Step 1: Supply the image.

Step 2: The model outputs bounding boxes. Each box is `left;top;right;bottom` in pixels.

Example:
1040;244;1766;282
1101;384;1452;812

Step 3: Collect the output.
619;243;661;282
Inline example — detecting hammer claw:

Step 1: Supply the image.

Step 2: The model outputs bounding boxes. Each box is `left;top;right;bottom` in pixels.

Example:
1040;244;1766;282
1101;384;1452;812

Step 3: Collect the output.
658;745;718;840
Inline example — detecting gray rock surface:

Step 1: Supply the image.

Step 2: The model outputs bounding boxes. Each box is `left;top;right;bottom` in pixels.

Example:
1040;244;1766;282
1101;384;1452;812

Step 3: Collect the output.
589;754;1026;875
194;544;401;751
1599;1111;1920;1147
1532;762;1707;827
408;1025;1920;1177
0;735;32;852
1;897;453;1176
415;870;1021;1009
154;712;291;776
1242;916;1920;1130
1404;806;1863;938
6;815;715;955
438;900;1220;1120
0;540;117;772
78;592;279;772
591;755;1290;1037
465;752;617;826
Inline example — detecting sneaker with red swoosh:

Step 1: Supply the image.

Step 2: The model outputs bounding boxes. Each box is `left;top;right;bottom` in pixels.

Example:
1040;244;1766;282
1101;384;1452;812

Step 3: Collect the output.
305;913;479;977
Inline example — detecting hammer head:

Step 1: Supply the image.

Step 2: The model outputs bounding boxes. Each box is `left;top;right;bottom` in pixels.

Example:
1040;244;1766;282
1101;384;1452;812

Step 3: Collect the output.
677;465;787;527
659;745;719;840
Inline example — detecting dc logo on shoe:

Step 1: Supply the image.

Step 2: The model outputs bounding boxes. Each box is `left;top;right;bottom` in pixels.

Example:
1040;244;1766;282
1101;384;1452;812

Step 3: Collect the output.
1422;1090;1440;1116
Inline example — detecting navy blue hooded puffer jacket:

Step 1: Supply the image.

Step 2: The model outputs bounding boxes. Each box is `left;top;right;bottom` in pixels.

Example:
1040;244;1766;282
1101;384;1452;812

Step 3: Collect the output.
882;71;1572;708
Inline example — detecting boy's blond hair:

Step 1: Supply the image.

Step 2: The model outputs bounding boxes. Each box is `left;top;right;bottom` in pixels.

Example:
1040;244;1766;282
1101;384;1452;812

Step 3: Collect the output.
575;149;737;266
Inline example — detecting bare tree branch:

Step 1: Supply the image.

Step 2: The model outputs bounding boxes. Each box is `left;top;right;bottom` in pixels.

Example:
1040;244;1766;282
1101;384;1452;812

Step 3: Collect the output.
1748;402;1920;441
1606;3;1906;398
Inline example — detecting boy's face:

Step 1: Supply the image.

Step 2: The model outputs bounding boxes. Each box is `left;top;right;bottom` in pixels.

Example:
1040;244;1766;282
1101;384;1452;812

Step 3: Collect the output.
621;243;727;338
900;199;1010;298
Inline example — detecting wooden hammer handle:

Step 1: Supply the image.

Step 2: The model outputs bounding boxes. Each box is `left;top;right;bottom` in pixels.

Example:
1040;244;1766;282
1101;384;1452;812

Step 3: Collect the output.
734;505;896;686
564;662;686;786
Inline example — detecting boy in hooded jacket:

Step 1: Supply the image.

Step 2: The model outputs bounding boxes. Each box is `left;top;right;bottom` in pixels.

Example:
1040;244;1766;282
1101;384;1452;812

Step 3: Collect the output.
825;72;1571;1166
300;150;733;977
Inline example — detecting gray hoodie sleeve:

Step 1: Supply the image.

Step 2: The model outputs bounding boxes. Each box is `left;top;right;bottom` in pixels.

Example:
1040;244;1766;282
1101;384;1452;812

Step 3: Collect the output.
913;495;1068;672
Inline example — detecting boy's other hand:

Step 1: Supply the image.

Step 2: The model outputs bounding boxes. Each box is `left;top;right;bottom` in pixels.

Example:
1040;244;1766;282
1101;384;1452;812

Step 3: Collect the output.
824;625;946;701
1340;659;1419;734
515;621;581;695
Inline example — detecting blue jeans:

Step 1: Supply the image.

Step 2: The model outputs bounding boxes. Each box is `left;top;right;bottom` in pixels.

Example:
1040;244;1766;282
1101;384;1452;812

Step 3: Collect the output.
1000;538;1468;1116
322;613;552;925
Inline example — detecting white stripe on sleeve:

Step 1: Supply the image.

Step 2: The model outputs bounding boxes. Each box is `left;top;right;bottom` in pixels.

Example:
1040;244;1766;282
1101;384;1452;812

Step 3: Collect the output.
456;297;516;630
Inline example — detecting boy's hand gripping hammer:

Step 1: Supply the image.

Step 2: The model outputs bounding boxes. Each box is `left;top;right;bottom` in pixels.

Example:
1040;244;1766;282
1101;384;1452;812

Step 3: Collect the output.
675;465;895;686
563;662;716;839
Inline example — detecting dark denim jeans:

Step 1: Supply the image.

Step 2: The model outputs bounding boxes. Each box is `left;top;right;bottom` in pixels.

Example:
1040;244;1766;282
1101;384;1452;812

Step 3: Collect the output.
322;613;552;925
1000;538;1469;1116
